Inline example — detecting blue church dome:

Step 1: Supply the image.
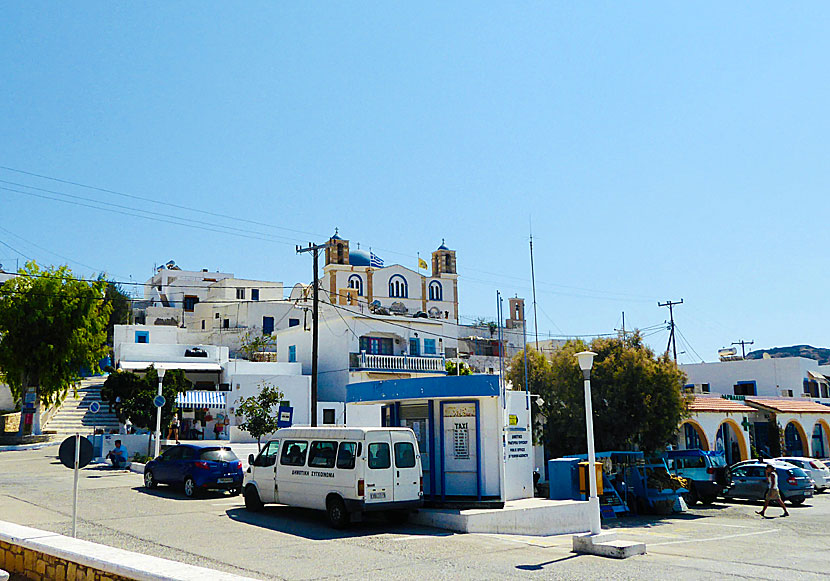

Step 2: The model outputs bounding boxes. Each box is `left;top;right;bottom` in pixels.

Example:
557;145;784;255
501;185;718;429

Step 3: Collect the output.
349;249;372;266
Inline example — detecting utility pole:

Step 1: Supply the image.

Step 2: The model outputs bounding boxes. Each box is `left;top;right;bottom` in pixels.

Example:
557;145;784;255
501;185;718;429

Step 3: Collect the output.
296;240;329;426
658;299;683;362
529;233;539;351
732;339;754;359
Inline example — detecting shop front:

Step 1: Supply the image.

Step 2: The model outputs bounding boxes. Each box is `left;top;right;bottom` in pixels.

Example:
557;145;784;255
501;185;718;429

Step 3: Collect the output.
175;390;229;440
347;374;534;505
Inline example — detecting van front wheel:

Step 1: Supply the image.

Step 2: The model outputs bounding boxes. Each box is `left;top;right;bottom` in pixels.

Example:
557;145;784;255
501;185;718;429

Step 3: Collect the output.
244;485;264;512
327;496;350;529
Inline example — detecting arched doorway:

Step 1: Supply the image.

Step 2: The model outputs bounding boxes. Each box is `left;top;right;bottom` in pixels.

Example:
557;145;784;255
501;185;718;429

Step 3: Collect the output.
812;420;830;458
680;420;709;451
784;421;808;457
716;420;747;465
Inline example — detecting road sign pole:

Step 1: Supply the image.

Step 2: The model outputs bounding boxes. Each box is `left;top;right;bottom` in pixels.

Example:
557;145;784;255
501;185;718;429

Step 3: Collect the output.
154;369;166;458
72;432;80;538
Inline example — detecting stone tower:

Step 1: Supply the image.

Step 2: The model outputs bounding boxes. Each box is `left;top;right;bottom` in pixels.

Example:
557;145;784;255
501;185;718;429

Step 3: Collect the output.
431;239;456;277
325;229;349;266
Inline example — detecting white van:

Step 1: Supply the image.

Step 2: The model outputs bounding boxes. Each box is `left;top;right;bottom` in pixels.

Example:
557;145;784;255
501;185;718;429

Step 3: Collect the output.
243;427;423;528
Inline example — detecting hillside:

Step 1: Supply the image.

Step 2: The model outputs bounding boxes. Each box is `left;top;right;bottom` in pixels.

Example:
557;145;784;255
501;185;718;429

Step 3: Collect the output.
745;344;830;365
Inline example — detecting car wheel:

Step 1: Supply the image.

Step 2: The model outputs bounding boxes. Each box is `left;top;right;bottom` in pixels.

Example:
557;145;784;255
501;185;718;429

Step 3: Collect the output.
683;486;699;506
144;470;157;489
326;496;350;529
183;477;198;498
244;485;264;512
788;496;805;506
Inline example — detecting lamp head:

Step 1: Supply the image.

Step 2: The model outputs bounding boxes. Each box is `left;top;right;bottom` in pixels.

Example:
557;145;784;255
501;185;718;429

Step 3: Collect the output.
575;351;597;372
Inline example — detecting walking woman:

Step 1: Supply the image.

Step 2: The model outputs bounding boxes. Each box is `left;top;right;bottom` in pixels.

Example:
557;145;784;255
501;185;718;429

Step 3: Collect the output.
757;464;789;518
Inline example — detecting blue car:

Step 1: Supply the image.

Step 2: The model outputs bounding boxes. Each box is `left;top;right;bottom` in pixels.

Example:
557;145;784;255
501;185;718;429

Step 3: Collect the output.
723;462;813;505
144;444;244;498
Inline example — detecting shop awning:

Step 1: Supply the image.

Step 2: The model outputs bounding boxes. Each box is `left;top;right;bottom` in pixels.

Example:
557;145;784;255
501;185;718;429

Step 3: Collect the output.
118;361;223;372
176;391;226;409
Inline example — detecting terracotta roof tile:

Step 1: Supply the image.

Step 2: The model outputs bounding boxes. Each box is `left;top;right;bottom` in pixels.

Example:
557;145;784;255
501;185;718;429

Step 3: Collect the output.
687;397;751;413
745;398;830;414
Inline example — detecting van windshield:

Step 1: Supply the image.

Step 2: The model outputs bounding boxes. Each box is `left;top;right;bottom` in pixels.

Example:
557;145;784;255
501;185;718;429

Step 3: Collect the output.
707;454;727;468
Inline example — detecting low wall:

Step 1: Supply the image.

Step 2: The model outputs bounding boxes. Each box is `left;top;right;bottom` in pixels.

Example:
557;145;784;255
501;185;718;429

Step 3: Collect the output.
0;520;259;581
1;413;20;434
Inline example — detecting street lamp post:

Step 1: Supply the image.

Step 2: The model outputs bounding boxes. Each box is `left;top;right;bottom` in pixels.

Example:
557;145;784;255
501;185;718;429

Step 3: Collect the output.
576;351;601;535
154;367;166;458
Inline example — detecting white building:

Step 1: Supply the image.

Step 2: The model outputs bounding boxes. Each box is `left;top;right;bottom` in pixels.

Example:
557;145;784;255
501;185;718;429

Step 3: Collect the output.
320;233;459;323
112;324;311;438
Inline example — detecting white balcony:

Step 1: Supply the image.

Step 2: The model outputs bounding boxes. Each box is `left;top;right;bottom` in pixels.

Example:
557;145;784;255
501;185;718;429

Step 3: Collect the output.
350;352;446;373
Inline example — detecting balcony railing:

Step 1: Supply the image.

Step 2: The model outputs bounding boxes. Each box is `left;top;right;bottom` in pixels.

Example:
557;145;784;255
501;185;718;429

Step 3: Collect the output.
350;352;446;373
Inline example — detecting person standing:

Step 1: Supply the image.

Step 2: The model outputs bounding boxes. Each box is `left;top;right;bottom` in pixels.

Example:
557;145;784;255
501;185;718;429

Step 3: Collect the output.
757;464;789;517
168;415;180;444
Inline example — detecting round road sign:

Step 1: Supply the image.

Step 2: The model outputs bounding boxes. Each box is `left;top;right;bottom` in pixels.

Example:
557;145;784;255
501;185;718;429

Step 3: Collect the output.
58;436;94;469
88;401;100;414
153;394;166;408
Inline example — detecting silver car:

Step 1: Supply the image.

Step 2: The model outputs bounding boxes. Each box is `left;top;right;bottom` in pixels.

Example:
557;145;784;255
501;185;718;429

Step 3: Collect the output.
776;457;829;492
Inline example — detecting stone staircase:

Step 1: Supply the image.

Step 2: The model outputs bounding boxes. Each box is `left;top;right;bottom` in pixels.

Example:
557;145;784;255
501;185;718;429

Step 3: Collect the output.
44;379;120;436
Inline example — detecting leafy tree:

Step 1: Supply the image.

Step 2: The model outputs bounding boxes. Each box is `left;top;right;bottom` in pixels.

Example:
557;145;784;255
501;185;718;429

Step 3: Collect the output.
0;261;111;434
236;382;284;450
117;367;187;431
103;280;131;346
238;330;276;361
100;369;146;423
445;360;472;376
508;334;688;458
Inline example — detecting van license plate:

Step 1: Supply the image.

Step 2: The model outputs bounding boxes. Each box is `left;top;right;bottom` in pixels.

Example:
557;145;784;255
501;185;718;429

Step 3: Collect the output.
370;492;386;500
217;478;233;484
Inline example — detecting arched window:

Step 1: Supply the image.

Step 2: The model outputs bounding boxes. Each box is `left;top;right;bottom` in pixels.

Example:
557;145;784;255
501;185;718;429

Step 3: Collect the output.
428;280;443;301
389;275;408;298
348;274;363;296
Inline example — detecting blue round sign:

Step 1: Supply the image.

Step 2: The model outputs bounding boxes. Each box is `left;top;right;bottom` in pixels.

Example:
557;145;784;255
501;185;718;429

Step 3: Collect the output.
153;395;166;408
89;401;100;414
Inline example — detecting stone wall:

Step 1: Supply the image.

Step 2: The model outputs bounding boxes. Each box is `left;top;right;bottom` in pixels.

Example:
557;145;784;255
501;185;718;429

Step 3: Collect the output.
0;540;132;581
0;413;20;434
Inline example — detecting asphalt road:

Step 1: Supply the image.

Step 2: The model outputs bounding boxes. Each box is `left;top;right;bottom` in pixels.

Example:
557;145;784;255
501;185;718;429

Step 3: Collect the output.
1;446;829;580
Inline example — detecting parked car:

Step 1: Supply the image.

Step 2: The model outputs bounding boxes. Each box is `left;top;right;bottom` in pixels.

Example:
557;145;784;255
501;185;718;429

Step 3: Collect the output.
729;458;796;473
144;444;243;498
665;449;728;505
776;457;829;492
722;462;813;505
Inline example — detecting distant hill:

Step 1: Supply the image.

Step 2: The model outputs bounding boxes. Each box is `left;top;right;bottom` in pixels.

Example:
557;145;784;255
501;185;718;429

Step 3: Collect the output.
745;345;830;365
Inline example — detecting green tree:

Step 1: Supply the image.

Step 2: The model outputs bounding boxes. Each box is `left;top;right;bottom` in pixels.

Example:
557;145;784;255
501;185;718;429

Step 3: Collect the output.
103;280;131;346
236;382;284;450
118;367;187;431
508;334;688;458
0;261;111;434
445;360;472;376
238;330;276;361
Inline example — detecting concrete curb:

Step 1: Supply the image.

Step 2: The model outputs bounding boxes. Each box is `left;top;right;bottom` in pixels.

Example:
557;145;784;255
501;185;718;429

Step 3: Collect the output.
0;440;60;453
130;462;146;475
0;520;260;580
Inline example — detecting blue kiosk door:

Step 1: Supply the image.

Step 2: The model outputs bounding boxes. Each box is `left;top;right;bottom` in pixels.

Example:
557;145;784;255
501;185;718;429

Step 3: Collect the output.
441;401;479;497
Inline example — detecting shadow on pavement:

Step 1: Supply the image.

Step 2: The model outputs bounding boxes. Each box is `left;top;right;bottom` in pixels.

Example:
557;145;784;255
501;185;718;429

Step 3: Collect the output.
131;485;237;500
226;505;454;541
516;554;580;570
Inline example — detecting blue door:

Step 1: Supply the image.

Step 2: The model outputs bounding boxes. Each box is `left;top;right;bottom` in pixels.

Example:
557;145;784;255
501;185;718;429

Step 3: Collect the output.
409;338;420;356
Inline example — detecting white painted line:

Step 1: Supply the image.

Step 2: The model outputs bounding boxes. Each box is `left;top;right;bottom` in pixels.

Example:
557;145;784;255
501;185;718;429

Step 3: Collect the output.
689;521;751;529
649;528;778;546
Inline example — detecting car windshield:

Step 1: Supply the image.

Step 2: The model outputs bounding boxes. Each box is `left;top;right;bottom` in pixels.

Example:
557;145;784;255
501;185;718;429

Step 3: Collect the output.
199;448;238;462
707;454;727;468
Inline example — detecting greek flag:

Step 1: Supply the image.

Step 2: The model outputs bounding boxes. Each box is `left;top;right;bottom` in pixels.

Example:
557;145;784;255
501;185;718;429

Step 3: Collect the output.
370;251;384;268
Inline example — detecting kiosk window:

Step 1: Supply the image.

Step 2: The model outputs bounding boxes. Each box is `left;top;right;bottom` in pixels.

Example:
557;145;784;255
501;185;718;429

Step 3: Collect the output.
394;442;416;468
280;440;308;466
308;441;337;468
368;443;391;469
336;442;357;469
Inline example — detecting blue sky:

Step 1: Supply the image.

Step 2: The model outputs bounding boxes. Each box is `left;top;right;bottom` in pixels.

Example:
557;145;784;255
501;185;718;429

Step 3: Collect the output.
2;3;830;363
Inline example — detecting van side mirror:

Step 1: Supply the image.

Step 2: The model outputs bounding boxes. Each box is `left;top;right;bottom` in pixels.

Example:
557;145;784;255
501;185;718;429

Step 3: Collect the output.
248;454;255;467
